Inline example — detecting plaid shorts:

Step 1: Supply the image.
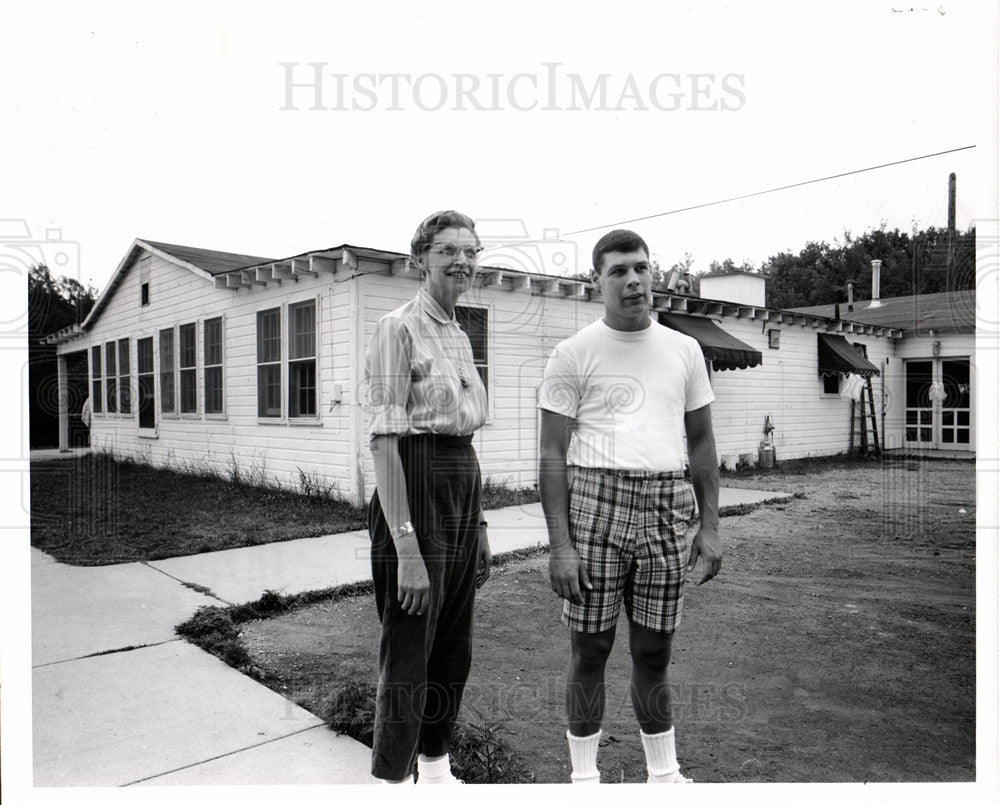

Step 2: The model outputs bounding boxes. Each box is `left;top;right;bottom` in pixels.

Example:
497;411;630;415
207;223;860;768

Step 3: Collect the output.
563;466;697;634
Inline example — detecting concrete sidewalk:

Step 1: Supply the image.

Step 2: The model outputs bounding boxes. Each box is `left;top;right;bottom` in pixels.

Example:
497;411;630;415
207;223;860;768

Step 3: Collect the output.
31;490;792;787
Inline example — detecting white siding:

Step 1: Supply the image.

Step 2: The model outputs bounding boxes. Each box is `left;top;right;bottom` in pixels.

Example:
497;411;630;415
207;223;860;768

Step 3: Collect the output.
66;250;358;500
709;317;895;461
62;242;958;508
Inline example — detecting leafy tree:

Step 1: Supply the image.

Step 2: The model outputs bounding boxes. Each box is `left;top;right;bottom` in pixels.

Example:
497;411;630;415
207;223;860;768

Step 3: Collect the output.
28;264;98;448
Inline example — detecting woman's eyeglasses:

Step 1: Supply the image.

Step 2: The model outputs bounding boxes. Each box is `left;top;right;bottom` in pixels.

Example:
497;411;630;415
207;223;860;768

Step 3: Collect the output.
427;243;482;262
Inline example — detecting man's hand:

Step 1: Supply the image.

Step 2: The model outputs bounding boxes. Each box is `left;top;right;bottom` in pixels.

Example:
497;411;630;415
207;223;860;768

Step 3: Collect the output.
476;525;492;589
549;543;593;604
688;525;723;586
397;555;430;615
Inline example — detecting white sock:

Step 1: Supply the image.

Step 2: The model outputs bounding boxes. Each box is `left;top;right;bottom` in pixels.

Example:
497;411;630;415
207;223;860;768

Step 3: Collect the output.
641;727;685;782
567;730;601;783
416;753;458;784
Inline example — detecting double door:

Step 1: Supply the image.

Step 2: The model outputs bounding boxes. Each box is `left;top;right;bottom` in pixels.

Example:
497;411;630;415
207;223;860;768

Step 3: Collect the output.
904;358;971;450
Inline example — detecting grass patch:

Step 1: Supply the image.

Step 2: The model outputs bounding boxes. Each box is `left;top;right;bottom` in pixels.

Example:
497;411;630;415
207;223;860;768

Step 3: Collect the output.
481;477;539;509
30;453;367;566
318;680;532;783
31;453;543;566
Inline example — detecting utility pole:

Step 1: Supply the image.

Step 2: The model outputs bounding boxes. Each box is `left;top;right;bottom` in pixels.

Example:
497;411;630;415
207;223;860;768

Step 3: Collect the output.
947;172;956;289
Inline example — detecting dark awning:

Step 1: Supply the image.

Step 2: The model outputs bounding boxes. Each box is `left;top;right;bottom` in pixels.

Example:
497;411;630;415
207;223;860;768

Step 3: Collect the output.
658;313;762;371
817;333;880;378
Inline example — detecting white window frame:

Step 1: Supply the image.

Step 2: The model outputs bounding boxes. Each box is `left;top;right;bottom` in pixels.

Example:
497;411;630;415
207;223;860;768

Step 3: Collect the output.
178;321;199;417
203;315;226;418
256;296;323;424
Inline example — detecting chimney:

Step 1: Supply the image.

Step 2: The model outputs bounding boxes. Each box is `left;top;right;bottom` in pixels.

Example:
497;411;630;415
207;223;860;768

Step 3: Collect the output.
847;283;854;311
869;259;882;308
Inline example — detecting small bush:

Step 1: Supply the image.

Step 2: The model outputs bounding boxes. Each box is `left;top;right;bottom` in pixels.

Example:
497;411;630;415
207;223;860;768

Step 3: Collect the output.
317;680;532;783
451;721;534;784
322;680;378;747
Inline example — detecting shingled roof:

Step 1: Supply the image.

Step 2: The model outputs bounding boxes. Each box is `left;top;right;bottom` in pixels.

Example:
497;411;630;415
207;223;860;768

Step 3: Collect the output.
789;289;975;335
142;240;276;275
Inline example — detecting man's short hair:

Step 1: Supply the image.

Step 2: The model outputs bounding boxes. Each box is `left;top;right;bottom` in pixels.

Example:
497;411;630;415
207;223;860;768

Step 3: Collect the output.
591;229;650;276
410;210;480;264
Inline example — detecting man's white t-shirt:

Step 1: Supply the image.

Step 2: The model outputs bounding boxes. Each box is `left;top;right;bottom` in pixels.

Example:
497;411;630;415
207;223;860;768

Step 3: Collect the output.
538;319;714;471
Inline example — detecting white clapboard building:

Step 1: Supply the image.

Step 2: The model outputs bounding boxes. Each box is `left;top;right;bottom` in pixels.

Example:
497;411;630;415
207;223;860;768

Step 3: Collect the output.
46;239;969;505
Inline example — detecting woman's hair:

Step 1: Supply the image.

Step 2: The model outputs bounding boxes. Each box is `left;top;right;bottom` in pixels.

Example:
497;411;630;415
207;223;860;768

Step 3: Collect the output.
410;210;480;264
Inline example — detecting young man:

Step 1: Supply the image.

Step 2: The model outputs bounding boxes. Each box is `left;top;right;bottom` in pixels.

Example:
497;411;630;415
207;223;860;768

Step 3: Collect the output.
537;229;722;784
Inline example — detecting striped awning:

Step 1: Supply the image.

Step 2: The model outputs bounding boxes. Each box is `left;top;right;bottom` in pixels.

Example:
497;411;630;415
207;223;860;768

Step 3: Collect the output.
658;314;762;371
817;333;880;378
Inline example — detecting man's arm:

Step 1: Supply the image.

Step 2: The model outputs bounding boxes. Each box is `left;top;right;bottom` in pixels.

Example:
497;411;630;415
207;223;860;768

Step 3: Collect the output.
684;404;723;585
538;409;592;603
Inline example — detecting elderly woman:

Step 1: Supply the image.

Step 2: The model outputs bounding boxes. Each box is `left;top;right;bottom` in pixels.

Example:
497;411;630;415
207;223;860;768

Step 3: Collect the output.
365;210;492;784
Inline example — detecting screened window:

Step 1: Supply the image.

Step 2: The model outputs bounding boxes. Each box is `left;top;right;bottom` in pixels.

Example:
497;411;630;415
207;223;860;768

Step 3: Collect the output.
456;305;489;392
288;301;316;418
822;374;840;395
204;317;223;415
179;323;197;414
90;345;102;413
117;337;131;414
137;337;155;429
257;308;282;417
105;342;117;413
159;328;175;414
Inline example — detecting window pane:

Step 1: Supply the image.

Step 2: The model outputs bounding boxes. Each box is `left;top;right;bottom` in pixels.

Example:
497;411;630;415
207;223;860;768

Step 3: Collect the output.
138;374;155;429
257;309;281;363
204;318;222;365
823;374;839;394
941;430;954;443
456;306;488;363
957;411;969;426
258;364;281;417
92;379;102;412
137;338;154;374
957;430;970;444
919;427;932;442
942;410;954;426
180;369;197;413
160;371;175;414
205;366;223;414
91;346;102;379
119;376;131;414
105;342;116;377
905;361;932;407
905;427;917;441
290;302;316;360
180;324;197;368
106;377;117;413
118;338;130;374
160;329;175;413
905;410;917;425
289;360;316;417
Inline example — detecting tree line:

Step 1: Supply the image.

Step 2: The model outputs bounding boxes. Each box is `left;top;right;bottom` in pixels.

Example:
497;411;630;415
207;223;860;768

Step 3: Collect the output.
28;264;98;448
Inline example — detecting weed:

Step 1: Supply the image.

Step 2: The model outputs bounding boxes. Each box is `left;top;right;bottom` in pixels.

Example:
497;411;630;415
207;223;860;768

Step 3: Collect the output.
296;467;338;501
481;477;539;509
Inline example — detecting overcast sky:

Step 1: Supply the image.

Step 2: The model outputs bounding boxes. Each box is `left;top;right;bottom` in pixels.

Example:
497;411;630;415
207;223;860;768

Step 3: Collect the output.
4;1;996;293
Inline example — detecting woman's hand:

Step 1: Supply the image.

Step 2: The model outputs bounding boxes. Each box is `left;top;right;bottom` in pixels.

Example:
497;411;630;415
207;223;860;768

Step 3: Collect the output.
476;525;492;589
397;554;431;616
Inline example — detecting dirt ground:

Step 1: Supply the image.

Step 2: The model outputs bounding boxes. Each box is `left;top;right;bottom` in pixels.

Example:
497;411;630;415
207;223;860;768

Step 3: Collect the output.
240;458;976;783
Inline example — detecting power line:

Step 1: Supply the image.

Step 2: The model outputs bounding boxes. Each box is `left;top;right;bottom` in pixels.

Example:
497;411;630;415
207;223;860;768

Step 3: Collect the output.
481;145;976;251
